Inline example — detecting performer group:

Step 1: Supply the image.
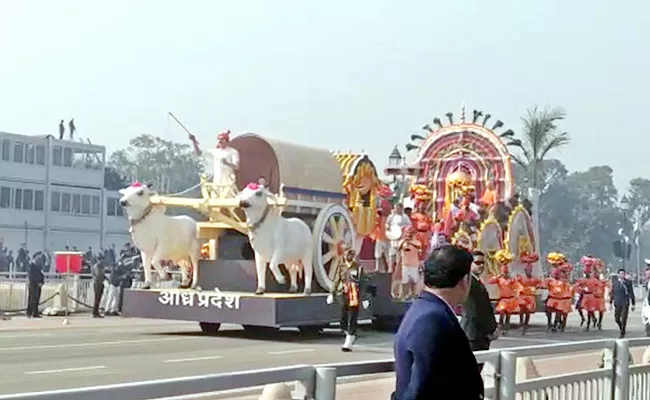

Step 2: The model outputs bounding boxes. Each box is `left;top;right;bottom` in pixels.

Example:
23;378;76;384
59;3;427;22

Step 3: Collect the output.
371;178;617;337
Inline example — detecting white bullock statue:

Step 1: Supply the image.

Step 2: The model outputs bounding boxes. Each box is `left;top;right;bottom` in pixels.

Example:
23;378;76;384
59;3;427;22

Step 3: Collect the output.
237;182;313;295
119;182;201;290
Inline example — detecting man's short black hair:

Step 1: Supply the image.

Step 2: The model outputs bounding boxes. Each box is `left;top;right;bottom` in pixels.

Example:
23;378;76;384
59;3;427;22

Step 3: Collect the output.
472;249;484;258
423;245;473;289
618;268;626;274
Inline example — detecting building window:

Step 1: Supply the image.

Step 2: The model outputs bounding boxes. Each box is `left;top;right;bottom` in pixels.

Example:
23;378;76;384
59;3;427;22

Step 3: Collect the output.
73;148;86;169
82;194;91;214
23;189;33;210
34;190;44;211
107;197;117;216
92;153;102;170
117;202;124;216
25;144;35;164
36;145;45;165
92;195;100;215
61;192;71;213
72;193;81;214
52;146;62;166
63;147;73;167
13;142;24;163
0;187;11;208
14;188;22;209
1;140;10;161
51;191;61;212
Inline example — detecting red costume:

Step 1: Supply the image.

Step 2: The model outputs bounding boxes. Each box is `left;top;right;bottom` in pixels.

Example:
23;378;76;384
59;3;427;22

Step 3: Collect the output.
542;269;573;314
574;266;599;312
414;221;431;260
517;252;540;313
516;274;540;313
592;280;609;312
579;256;607;313
489;265;520;315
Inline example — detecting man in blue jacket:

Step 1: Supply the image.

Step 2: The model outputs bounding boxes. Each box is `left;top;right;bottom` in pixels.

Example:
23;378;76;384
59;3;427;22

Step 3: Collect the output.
392;245;484;399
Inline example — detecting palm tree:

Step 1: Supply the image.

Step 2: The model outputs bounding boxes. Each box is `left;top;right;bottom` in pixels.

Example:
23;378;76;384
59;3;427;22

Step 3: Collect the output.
509;105;571;189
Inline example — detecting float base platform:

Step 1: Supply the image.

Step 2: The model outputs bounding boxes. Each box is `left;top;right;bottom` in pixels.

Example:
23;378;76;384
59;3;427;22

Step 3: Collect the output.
122;288;380;328
122;277;406;331
123;257;407;331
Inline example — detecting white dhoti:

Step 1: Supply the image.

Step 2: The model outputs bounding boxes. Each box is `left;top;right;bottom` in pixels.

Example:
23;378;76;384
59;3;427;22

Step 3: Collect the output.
104;284;120;313
209;146;240;197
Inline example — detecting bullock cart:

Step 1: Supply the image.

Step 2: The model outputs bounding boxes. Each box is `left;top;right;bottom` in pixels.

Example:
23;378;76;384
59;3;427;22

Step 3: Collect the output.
122;133;406;334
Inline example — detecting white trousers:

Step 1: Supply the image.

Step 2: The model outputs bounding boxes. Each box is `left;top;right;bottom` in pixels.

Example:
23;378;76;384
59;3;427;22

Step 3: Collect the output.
104;285;120;313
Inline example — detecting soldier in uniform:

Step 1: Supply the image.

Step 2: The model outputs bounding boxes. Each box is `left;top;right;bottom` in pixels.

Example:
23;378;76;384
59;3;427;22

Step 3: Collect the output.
327;247;372;352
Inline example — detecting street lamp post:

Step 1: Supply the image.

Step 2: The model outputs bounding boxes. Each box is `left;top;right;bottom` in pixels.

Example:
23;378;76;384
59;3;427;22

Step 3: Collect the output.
620;195;631;271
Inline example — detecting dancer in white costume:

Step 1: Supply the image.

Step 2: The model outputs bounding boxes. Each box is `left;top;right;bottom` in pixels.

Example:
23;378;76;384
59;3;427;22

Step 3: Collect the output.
191;130;240;197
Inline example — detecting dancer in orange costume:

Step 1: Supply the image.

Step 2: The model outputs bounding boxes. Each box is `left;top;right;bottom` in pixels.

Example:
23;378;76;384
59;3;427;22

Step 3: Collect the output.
516;252;540;335
542;264;573;332
488;250;519;334
581;255;608;330
574;260;600;332
543;252;572;331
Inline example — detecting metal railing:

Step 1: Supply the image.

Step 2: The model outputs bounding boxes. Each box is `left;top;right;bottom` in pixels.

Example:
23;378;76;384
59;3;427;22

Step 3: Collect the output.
0;273;95;312
0;338;648;399
0;271;182;313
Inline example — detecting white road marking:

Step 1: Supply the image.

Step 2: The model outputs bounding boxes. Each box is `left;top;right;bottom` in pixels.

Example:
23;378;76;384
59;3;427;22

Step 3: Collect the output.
163;355;223;363
0;337;187;352
25;365;107;375
267;348;315;355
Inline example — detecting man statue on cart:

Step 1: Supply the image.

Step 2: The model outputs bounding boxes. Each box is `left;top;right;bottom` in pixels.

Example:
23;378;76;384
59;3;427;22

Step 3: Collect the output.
327;247;372;352
190;130;240;197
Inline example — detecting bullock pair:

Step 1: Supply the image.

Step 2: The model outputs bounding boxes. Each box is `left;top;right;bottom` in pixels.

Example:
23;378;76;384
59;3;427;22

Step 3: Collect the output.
119;182;314;295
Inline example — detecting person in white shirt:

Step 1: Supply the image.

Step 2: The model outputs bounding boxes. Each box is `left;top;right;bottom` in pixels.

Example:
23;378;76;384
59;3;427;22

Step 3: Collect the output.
386;203;412;271
192;130;240;197
643;260;650;337
386;203;412;228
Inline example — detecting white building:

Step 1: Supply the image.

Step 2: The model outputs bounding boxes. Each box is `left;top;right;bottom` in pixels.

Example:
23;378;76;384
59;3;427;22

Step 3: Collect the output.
0;131;130;254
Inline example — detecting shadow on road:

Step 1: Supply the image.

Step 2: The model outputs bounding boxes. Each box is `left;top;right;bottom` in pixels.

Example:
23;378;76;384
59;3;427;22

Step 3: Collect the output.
144;326;386;343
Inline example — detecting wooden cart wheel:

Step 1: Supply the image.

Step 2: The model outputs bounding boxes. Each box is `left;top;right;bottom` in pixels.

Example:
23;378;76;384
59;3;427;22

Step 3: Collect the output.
312;204;356;292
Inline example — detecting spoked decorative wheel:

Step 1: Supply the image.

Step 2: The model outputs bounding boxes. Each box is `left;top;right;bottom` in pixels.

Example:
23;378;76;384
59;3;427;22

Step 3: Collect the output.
312;204;356;292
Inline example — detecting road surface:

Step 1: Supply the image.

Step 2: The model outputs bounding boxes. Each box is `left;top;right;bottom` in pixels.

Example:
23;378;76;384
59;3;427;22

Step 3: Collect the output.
0;308;647;396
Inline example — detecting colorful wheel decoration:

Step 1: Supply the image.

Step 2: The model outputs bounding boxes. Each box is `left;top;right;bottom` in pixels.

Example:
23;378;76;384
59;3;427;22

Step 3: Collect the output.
312;204;356;292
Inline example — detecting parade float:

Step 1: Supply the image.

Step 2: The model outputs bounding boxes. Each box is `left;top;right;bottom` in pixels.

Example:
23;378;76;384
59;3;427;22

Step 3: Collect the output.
121;132;405;334
393;105;543;300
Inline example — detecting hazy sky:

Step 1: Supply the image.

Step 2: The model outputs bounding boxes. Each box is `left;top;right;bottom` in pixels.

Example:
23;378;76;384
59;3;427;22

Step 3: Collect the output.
0;1;647;191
